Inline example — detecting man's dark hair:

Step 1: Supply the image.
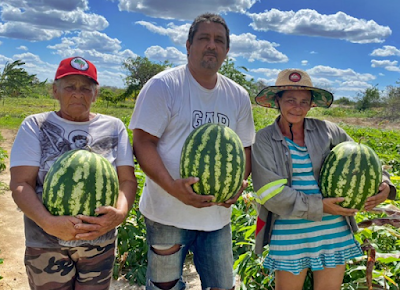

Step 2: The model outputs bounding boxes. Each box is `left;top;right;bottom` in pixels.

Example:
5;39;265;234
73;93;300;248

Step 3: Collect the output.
187;13;230;49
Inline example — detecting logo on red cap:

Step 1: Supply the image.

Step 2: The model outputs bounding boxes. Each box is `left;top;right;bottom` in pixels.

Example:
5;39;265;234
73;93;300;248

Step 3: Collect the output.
71;57;89;71
289;72;301;82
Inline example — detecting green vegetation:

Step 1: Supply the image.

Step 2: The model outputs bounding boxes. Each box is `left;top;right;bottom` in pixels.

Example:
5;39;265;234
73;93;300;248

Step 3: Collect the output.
1;55;400;288
122;56;171;100
0;60;47;102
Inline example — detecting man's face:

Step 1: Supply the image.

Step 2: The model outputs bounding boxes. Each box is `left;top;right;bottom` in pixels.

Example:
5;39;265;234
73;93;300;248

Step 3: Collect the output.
186;21;229;74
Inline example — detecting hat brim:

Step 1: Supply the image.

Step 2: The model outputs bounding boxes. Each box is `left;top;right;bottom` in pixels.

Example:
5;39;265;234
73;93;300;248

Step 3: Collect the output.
254;85;333;109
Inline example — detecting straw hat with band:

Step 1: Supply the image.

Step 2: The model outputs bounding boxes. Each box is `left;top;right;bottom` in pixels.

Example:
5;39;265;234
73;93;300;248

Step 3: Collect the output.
254;69;333;109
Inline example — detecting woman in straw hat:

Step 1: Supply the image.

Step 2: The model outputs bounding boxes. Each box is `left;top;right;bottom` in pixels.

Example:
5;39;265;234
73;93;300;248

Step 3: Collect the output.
251;69;396;289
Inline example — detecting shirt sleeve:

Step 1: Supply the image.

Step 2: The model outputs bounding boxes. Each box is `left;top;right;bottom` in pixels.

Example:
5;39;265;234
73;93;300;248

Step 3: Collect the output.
115;119;135;168
10;116;42;168
251;128;323;221
128;78;171;138
235;90;255;147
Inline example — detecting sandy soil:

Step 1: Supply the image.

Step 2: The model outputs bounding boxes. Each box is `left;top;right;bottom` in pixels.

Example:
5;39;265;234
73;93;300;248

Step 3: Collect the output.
0;129;205;290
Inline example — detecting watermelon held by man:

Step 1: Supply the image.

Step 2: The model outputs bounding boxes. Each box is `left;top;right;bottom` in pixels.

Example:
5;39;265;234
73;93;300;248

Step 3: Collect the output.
180;123;246;203
42;149;119;217
319;141;382;210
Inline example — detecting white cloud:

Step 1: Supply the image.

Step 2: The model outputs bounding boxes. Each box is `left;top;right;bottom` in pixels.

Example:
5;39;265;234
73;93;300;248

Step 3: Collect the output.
0;54;13;64
370;45;400;57
136;21;190;46
0;22;62;41
46;31;138;72
371;59;400;72
118;0;256;20
17;45;28;50
2;0;89;12
229;33;288;63
250;68;281;78
255;77;274;86
0;1;108;41
307;65;376;82
301;60;308;66
12;52;43;65
136;21;289;64
248;9;391;44
371;59;398;68
145;46;186;65
98;70;126;88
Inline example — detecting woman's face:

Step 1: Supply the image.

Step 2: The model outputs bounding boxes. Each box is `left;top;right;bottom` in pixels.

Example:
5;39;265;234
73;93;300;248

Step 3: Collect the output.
53;75;98;122
275;90;312;125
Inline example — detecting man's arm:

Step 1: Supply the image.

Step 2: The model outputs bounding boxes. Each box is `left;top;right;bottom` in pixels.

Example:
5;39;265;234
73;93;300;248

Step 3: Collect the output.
132;128;215;208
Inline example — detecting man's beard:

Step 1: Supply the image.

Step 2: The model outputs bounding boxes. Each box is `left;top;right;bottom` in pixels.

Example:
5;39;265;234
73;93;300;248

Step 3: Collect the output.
201;51;219;70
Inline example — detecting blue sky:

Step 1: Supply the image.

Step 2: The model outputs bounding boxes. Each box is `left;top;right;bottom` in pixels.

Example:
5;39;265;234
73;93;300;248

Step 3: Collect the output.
1;0;400;100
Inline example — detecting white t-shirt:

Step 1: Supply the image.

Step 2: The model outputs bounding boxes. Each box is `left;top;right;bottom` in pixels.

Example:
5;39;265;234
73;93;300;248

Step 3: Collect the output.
10;112;135;248
129;64;255;231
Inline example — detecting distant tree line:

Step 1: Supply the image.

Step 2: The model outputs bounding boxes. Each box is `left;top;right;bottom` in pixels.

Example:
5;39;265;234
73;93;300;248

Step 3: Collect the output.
2;57;400;120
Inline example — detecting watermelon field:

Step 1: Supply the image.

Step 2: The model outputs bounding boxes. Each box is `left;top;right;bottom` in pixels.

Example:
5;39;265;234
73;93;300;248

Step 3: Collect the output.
1;97;400;289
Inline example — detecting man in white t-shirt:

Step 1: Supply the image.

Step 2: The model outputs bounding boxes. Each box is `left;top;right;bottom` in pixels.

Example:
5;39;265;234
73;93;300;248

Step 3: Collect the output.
129;13;255;290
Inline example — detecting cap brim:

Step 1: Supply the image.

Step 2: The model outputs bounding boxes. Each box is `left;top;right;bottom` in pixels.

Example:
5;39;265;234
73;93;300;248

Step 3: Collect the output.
55;72;99;84
254;85;333;108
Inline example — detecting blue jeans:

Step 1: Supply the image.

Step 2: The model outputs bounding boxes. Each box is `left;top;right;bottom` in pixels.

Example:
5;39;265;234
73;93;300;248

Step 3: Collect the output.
145;218;234;290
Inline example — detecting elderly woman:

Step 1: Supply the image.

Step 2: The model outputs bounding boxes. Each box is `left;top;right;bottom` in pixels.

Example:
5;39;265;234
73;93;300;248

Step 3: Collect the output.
9;56;137;290
251;69;397;290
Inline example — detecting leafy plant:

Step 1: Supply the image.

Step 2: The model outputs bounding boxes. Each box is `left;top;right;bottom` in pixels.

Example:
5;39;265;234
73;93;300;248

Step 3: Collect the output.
114;166;148;286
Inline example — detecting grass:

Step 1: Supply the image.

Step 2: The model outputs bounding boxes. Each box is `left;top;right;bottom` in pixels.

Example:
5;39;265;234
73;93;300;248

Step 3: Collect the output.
0;97;135;129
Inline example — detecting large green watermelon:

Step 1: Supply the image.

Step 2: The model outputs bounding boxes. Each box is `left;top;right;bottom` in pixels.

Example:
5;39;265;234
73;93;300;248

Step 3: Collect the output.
42;149;119;216
180;123;245;203
319;141;382;210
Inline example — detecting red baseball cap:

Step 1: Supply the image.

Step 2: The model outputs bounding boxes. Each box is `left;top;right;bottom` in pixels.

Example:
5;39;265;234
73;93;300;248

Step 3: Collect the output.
54;56;98;84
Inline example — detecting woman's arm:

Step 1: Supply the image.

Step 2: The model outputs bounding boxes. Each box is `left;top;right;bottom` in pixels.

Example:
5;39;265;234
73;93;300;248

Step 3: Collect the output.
10;166;85;241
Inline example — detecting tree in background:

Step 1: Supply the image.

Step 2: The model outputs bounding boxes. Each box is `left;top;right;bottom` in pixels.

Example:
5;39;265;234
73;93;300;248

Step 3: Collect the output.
334;97;355;106
0;60;44;101
356;85;381;111
383;81;400;120
219;58;257;97
122;56;171;100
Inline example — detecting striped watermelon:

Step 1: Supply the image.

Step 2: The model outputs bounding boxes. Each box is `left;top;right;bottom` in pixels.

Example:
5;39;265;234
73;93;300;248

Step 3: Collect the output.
42;149;119;216
319;141;382;210
180;123;245;203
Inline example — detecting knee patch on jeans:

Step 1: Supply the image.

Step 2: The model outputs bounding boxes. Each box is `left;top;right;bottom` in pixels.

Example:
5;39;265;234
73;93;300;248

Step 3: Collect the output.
147;244;184;284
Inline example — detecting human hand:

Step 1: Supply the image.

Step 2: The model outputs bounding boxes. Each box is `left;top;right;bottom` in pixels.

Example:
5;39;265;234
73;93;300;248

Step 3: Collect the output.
323;197;358;216
74;206;126;240
363;182;390;211
170;177;215;208
218;180;248;208
43;215;85;241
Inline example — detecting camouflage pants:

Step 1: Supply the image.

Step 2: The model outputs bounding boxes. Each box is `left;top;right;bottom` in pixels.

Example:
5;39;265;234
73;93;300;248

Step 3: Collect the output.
25;240;115;290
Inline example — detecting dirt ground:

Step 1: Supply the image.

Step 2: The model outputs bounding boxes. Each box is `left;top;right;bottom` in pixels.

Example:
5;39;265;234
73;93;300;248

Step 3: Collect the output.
0;129;205;290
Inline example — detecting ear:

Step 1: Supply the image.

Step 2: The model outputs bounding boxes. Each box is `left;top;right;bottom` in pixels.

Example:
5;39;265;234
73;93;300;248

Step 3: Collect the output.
186;40;190;56
52;83;60;100
92;86;99;102
274;95;280;109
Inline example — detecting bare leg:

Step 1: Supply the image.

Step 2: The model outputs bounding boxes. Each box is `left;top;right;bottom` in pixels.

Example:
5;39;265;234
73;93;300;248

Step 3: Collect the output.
313;265;345;290
274;268;308;290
